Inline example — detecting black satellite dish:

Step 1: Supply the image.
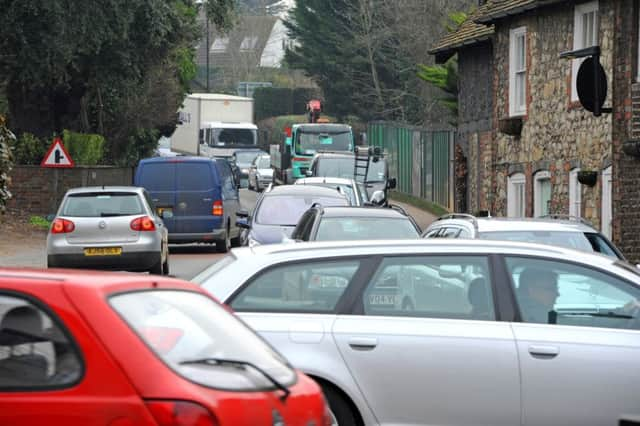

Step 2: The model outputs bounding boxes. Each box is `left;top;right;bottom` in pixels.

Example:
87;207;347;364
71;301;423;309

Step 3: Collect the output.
576;56;607;114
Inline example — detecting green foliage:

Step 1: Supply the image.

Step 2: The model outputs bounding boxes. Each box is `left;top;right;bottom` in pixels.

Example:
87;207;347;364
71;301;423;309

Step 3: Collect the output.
114;128;160;167
0;115;14;213
203;0;237;33
62;130;105;166
29;215;51;230
254;87;321;121
11;133;48;165
0;0;234;165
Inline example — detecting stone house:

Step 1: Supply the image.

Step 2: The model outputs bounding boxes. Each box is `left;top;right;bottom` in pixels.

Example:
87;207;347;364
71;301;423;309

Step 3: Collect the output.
431;0;640;262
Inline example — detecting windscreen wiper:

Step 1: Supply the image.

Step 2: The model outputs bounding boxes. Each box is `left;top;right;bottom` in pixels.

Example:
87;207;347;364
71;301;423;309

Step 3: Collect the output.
559;311;634;319
179;357;291;401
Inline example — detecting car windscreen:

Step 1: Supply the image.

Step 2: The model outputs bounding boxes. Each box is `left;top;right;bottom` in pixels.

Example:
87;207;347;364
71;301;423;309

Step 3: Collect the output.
110;290;296;391
316;157;386;181
235;151;261;163
303;183;357;205
584;232;623;259
256;195;349;226
296;131;352;155
211;128;257;146
256;156;271;169
316;217;419;241
62;193;143;217
478;230;594;252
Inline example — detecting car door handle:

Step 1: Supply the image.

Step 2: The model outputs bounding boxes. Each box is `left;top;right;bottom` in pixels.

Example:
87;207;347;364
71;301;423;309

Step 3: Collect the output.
528;345;559;358
348;337;378;350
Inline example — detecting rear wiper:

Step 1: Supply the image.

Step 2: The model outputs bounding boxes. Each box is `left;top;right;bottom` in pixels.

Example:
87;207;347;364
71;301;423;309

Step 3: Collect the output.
179;357;291;401
100;213;128;217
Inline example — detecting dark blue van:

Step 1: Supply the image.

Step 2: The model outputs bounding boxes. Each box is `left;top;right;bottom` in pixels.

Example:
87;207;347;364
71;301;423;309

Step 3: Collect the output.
134;157;241;252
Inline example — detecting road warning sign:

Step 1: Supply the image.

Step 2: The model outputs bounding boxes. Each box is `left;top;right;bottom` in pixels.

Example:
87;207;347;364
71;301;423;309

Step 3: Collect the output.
41;137;74;168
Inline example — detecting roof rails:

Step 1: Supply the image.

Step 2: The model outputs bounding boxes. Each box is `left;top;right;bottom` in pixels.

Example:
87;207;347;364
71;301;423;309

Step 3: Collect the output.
387;203;409;217
265;183;274;193
435;213;479;229
538;214;594;227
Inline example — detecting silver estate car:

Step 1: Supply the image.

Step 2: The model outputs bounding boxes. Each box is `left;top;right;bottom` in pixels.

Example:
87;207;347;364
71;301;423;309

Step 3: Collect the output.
194;239;640;426
423;213;625;260
295;177;370;206
46;186;169;274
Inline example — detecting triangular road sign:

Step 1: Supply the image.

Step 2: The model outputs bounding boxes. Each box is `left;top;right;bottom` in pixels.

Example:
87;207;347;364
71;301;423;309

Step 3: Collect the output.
41;137;74;168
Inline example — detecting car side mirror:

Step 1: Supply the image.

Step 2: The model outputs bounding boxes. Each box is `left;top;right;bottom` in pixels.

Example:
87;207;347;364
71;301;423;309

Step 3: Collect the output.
161;210;174;219
236;218;250;229
387;177;397;190
46;214;56;222
370;190;385;206
306;169;313;177
236;209;249;218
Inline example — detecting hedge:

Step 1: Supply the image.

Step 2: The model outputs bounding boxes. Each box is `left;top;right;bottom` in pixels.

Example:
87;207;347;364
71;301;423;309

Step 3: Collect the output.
62;130;105;165
254;87;321;121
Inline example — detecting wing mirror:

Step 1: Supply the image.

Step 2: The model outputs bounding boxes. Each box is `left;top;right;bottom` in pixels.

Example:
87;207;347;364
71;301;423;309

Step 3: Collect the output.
161;210;174;219
306;169;313;177
387;177;397;190
236;209;249;218
236;218;250;229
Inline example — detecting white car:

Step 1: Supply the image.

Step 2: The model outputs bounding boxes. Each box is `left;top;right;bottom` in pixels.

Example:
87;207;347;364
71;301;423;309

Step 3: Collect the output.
194;239;640;426
247;154;273;192
294;176;370;206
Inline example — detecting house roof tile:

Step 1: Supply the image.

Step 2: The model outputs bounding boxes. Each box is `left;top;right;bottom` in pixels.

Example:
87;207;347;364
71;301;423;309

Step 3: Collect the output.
475;0;569;24
428;5;494;61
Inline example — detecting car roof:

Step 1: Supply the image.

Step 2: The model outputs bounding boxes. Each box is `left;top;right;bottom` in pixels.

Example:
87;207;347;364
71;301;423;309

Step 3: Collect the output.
294;123;351;132
138;156;215;164
318;206;408;219
296;177;357;185
0;268;204;294
312;152;355;159
64;186;145;195
431;216;597;233
266;184;348;197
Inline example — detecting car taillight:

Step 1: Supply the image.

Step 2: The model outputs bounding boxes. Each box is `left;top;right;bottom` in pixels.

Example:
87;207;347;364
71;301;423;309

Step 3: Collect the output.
131;216;156;231
51;218;75;234
145;400;218;426
212;200;223;216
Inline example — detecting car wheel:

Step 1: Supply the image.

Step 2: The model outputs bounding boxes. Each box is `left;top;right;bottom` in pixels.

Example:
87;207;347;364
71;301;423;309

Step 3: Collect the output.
216;226;231;253
322;385;358;426
149;253;164;275
161;245;170;276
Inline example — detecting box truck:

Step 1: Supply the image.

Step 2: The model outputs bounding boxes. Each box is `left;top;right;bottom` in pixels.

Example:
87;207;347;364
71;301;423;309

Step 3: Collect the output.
170;93;257;156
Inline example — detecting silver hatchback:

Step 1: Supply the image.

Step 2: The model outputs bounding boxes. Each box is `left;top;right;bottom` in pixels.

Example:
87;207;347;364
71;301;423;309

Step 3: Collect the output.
46;186;169;274
195;240;640;426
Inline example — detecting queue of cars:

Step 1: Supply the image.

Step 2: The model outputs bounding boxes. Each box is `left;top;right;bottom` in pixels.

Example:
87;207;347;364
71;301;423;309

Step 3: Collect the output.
12;144;640;425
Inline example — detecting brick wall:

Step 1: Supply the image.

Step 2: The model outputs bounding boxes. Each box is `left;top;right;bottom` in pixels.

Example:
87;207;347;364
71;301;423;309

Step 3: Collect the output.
7;166;134;215
489;2;614;222
612;1;640;262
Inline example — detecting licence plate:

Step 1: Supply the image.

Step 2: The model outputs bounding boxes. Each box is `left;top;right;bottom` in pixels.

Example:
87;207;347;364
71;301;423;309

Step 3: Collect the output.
84;247;122;256
368;294;398;306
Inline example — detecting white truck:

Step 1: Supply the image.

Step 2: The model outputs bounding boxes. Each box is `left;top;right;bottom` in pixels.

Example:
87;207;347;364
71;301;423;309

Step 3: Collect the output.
170;93;257;156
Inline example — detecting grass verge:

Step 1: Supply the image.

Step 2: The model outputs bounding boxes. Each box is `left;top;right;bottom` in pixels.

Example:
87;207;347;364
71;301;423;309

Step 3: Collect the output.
388;191;449;217
29;215;51;230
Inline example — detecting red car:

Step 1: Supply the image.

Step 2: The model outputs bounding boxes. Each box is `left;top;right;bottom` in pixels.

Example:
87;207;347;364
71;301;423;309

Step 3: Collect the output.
0;268;331;426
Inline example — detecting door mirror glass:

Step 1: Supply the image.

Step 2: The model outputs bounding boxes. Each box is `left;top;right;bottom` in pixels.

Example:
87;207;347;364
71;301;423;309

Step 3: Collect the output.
236;209;249;218
387;177;397;189
236;218;250;229
306;169;313;177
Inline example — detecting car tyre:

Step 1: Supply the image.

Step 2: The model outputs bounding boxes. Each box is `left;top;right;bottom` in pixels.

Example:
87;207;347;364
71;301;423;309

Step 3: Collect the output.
161;245;170;276
216;226;231;253
149;254;164;275
322;385;358;426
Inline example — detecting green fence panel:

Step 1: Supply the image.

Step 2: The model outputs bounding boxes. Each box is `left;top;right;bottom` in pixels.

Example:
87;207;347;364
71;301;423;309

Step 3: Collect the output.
433;130;451;207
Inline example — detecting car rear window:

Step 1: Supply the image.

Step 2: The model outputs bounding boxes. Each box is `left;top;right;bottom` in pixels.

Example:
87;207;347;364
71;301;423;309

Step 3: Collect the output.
316;217;419;241
62;193;143;217
110;290;295;391
140;163;175;191
478;230;593;253
256;195;349;225
177;163;214;191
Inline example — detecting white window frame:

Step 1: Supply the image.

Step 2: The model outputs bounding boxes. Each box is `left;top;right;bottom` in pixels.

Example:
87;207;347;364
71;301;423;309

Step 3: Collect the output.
572;1;599;101
509;27;527;116
508;173;526;217
601;166;612;239
534;170;551;217
569;168;582;217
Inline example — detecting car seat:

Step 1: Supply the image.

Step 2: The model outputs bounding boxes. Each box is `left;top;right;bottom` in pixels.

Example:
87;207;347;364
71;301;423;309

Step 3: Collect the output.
0;306;49;386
